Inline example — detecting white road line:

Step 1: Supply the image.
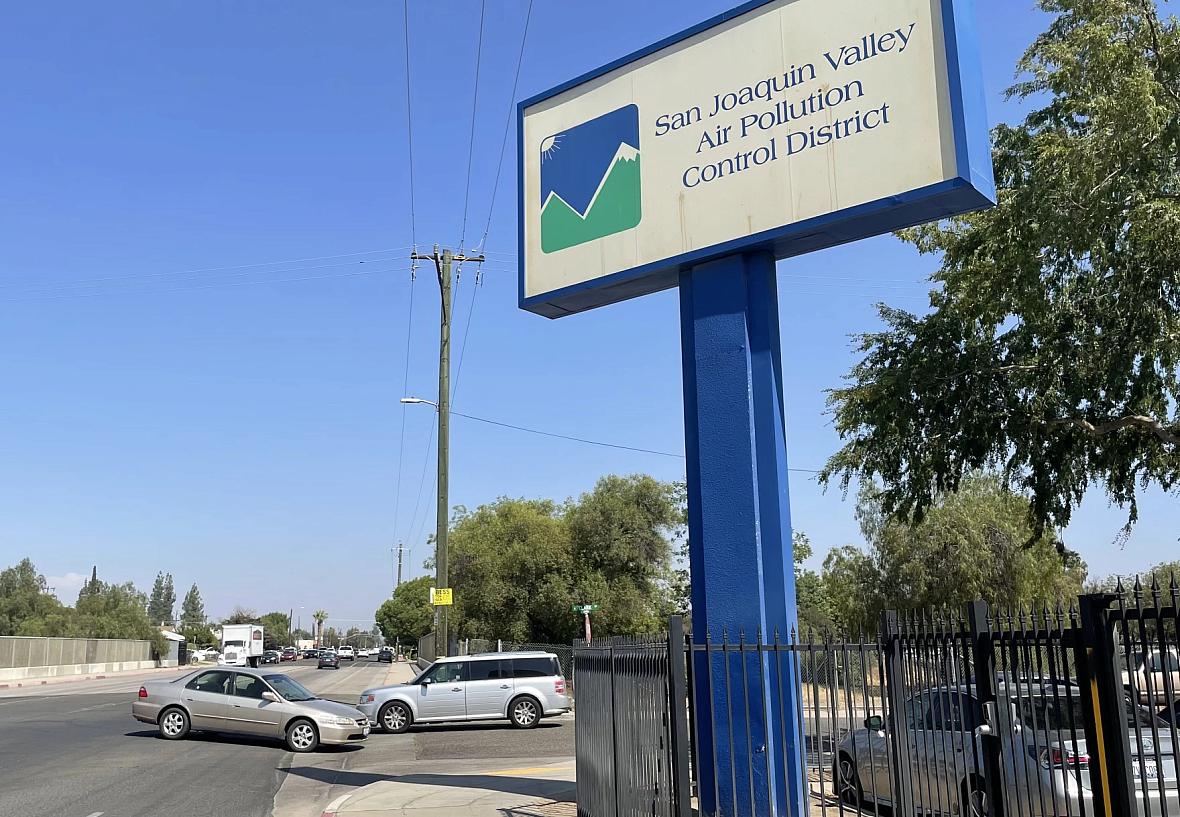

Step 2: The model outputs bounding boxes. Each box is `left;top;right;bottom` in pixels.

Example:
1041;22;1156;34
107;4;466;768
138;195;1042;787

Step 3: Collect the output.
85;812;105;817
66;702;121;714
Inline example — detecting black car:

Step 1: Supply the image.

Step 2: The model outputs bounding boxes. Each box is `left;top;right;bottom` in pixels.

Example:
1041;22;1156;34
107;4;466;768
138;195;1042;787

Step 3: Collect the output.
302;649;318;659
260;650;281;665
377;647;394;663
317;650;339;670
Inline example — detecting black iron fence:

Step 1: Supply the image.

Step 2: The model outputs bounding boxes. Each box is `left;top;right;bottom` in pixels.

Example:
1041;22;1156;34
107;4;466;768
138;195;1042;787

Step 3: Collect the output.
574;578;1180;817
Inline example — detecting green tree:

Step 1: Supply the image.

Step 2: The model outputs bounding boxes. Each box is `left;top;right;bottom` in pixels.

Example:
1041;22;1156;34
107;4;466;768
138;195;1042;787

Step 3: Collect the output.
566;474;684;637
0;558;69;637
1089;558;1180;591
793;532;839;636
822;476;1089;633
222;607;258;626
375;576;435;645
822;0;1180;540
258;612;291;649
73;579;168;656
147;572;175;625
180;583;205;628
312;609;328;646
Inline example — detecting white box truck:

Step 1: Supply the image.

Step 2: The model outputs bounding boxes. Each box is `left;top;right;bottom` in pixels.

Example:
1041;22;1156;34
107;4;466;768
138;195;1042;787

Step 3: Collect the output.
219;624;265;668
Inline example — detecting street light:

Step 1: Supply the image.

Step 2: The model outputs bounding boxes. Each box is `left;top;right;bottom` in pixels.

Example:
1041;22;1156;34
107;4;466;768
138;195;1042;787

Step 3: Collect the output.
402;393;449;656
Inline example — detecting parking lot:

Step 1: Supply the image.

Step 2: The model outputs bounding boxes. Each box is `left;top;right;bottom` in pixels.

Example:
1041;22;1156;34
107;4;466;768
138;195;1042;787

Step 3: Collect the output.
0;657;574;817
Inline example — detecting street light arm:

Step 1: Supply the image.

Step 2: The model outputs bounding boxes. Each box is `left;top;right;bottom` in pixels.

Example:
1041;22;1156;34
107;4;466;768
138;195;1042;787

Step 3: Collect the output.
401;396;439;408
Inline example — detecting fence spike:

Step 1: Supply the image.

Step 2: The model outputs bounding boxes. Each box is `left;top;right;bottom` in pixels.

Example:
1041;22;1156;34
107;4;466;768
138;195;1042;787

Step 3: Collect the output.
1115;575;1125;596
1133;574;1144;600
1151;573;1163;603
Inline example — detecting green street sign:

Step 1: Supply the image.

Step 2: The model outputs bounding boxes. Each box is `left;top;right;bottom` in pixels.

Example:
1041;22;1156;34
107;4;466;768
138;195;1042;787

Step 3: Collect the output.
572;604;601;614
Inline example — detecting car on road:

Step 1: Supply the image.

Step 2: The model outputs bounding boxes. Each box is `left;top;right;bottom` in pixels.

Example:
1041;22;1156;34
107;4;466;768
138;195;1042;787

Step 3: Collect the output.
189;648;219;663
302;649;319;659
132;667;370;752
318;651;340;670
280;648;297;662
377;647;394;663
357;651;571;734
260;650;281;665
338;646;356;661
834;683;1177;817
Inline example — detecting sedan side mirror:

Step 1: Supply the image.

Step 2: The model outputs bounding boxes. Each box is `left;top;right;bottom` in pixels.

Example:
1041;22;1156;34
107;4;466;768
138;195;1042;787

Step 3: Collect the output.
864;715;885;732
261;691;280;703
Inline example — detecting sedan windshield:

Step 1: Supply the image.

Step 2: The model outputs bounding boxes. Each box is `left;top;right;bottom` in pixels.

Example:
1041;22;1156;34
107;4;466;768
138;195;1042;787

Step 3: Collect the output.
263;674;317;702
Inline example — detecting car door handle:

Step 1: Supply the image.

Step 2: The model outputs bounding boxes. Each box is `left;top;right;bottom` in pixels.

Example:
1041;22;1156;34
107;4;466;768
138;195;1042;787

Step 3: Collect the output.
500;685;510;689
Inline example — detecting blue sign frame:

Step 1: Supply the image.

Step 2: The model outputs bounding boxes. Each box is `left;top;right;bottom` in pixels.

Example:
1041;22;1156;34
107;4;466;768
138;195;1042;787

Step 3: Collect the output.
517;0;995;319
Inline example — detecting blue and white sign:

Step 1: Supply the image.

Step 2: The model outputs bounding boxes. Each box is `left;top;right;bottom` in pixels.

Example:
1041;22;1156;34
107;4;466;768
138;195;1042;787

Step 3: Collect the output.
519;0;995;318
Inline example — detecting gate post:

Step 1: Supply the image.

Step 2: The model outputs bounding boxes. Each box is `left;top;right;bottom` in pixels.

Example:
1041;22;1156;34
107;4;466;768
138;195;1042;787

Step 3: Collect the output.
880;611;914;817
966;601;1005;817
1077;594;1137;817
668;616;692;817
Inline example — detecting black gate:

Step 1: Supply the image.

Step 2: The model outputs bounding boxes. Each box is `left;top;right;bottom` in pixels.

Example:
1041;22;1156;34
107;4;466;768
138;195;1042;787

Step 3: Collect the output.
574;580;1180;817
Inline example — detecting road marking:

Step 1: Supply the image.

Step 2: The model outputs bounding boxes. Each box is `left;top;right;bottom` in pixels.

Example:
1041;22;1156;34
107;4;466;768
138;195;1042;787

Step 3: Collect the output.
66;702;120;714
85;812;105;817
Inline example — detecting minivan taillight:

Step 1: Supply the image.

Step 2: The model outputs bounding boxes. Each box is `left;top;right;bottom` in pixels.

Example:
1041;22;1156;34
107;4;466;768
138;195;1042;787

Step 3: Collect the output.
138;686;148;699
555;678;566;695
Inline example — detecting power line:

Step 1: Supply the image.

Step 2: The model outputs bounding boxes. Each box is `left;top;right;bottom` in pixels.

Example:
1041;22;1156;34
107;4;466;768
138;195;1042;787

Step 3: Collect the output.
458;0;487;250
479;0;535;250
403;0;418;245
0;248;413;292
0;265;410;304
406;418;438;547
443;407;823;473
391;269;417;550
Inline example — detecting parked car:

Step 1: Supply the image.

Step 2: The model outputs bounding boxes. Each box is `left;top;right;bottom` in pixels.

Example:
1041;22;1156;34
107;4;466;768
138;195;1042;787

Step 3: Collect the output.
260;650;281;665
132;667;369;752
1161;698;1180;726
1123;647;1180;706
338;646;356;661
357;651;571;734
377;647;394;663
318;651;340;670
280;648;297;662
189;648;219;663
835;683;1177;817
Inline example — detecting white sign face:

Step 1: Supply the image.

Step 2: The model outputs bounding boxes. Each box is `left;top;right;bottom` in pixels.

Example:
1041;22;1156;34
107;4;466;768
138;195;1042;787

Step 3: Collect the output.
519;0;993;317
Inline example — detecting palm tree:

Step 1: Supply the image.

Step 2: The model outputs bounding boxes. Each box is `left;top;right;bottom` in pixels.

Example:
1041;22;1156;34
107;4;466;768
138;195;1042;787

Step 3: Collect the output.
312;610;328;647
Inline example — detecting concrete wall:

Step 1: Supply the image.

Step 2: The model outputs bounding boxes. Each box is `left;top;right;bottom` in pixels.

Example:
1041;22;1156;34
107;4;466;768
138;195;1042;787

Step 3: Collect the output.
0;636;154;683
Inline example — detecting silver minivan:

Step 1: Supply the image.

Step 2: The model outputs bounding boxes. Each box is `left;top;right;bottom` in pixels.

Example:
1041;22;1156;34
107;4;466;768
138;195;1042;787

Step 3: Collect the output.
357;651;571;733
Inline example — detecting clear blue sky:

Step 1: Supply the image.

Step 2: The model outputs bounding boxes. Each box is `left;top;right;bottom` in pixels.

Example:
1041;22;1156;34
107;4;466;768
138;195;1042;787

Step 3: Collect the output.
1;1;1173;629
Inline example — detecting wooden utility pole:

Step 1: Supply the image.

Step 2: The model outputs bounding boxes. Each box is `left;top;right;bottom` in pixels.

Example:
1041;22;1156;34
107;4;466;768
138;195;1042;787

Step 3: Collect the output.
409;245;484;658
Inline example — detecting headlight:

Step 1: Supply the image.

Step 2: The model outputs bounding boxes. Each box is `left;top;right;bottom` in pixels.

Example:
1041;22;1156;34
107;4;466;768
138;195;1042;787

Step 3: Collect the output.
320;716;359;726
359;694;375;704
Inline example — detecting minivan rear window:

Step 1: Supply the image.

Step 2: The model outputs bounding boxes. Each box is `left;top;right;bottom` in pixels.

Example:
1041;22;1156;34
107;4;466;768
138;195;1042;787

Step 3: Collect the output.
512;657;559;678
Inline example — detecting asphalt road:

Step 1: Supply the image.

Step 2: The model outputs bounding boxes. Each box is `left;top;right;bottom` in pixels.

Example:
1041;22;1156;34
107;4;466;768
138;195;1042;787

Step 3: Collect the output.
0;658;575;817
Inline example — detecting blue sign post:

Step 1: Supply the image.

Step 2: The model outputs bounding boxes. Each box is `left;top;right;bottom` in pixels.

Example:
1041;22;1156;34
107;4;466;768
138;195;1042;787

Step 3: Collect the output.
681;251;802;816
518;2;995;815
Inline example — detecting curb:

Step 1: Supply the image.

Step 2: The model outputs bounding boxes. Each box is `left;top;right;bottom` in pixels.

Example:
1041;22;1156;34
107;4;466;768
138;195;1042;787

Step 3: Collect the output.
321;794;353;816
0;665;188;691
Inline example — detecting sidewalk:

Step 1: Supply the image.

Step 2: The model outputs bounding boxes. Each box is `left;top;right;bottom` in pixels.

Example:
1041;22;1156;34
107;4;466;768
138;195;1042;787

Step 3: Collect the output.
0;661;190;693
322;760;576;817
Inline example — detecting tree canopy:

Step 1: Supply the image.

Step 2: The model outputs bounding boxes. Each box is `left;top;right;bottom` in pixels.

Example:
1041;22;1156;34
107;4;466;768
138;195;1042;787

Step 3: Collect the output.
147;572;175;625
407;474;683;644
375;576;434;645
820;476;1089;634
822;0;1180;540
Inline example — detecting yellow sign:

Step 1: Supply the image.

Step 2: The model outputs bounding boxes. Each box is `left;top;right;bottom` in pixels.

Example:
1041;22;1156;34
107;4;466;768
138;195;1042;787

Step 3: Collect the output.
431;587;453;606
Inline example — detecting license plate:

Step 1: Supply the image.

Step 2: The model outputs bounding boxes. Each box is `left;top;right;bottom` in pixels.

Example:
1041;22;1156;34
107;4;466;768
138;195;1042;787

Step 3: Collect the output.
1134;760;1159;780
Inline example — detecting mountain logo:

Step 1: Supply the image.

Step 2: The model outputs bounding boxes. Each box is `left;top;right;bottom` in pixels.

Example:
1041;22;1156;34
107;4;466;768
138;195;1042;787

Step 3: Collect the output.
540;105;641;253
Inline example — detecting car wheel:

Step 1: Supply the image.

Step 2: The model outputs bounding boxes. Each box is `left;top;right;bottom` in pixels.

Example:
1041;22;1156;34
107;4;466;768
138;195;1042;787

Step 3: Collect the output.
963;776;990;817
379;701;412;734
509;696;541;729
158;707;190;741
286;719;319;753
835;753;863;806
